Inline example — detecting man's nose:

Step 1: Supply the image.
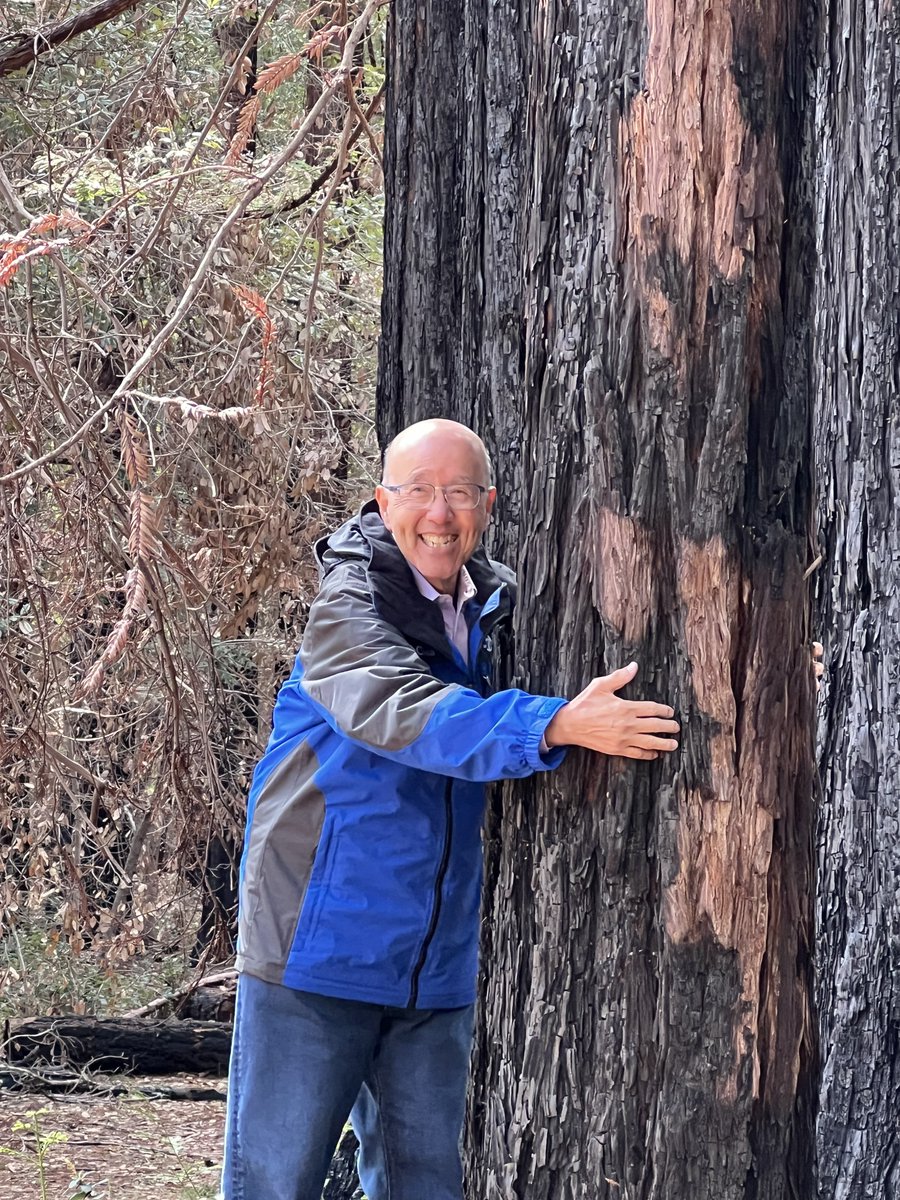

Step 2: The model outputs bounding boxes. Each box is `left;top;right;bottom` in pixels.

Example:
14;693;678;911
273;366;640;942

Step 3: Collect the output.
425;489;453;519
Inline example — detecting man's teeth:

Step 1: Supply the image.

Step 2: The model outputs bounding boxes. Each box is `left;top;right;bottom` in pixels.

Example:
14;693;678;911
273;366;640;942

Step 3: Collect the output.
421;535;458;547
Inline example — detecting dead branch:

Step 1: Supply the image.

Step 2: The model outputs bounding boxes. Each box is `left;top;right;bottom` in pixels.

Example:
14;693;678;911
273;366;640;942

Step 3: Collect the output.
241;82;385;221
0;0;145;78
123;968;237;1019
0;1061;226;1101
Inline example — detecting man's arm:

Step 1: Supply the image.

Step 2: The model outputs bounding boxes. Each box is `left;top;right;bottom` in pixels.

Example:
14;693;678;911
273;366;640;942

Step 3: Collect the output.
298;572;565;780
298;571;679;778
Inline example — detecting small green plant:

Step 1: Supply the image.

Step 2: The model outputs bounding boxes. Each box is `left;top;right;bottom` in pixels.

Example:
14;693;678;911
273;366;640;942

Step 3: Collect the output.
0;1108;107;1200
0;1108;65;1199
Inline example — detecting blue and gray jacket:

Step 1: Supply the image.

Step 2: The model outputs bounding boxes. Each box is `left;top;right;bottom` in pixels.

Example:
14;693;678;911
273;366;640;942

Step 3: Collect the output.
236;501;568;1008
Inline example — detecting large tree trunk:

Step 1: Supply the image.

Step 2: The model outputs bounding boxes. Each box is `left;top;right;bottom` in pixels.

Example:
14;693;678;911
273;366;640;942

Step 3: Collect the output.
811;0;900;1194
380;2;819;1198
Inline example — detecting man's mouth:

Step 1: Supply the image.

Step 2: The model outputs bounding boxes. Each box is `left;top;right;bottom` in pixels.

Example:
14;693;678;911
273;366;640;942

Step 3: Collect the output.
419;534;458;548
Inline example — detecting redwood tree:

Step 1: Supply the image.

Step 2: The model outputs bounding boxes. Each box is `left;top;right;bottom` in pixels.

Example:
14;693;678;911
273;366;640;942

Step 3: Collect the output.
379;1;820;1197
811;0;900;1192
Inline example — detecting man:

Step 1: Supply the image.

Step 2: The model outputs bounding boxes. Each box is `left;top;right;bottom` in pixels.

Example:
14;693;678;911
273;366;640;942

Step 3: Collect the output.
222;419;681;1200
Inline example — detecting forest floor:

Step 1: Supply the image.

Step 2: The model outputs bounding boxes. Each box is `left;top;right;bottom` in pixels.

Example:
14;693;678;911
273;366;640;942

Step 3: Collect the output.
0;1075;225;1200
0;927;228;1199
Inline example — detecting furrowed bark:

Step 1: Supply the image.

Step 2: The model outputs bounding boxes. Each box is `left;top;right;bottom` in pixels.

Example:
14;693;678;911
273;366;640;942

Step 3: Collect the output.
380;0;819;1196
812;0;900;1193
376;0;466;447
465;4;818;1194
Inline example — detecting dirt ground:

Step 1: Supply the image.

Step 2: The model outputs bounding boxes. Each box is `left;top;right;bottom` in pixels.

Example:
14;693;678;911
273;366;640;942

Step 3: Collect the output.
0;1076;225;1200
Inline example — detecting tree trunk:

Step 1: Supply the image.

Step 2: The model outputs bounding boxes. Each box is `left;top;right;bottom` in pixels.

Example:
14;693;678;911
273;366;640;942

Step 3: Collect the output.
376;0;466;444
811;0;900;1194
380;2;819;1197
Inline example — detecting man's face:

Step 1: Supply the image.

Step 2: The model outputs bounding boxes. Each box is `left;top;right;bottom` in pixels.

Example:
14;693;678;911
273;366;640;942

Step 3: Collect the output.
375;430;496;595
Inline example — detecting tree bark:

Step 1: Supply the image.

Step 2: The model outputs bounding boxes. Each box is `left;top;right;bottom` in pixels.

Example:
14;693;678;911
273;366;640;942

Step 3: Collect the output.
811;0;900;1194
376;0;466;452
380;1;819;1197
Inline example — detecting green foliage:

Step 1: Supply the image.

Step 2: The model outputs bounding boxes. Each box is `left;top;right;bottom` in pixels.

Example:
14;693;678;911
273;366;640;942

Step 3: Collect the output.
0;917;188;1019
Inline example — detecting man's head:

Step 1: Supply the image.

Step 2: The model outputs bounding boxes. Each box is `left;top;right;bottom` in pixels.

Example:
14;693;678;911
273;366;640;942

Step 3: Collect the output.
375;419;496;595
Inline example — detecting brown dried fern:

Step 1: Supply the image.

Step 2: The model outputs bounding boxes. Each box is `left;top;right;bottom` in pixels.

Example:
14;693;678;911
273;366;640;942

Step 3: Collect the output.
76;408;157;698
129;489;159;564
0;210;93;286
225;96;262;166
27;209;92;237
232;284;276;407
254;51;305;95
77;566;148;699
305;23;342;65
118;409;150;486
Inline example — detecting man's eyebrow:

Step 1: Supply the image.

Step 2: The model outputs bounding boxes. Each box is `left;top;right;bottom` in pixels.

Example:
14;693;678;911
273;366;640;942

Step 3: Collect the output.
404;468;478;482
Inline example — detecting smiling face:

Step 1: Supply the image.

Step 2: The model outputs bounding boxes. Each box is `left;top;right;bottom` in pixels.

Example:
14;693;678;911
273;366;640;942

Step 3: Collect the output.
375;421;496;595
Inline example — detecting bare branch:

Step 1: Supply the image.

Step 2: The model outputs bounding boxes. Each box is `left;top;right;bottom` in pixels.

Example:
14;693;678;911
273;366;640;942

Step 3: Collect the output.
0;0;145;78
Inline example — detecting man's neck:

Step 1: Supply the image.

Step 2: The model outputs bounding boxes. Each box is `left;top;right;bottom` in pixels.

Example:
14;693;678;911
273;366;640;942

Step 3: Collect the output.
409;563;473;604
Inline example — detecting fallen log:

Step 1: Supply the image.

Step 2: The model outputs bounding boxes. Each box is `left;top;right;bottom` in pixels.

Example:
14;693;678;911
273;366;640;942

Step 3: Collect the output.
123;973;237;1022
3;1017;231;1076
0;1061;227;1101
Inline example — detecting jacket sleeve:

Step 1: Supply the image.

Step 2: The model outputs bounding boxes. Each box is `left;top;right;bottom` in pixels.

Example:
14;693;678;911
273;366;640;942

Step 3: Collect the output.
297;572;568;782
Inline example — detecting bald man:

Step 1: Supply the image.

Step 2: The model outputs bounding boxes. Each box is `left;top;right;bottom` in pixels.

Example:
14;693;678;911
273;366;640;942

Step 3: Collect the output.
222;420;680;1200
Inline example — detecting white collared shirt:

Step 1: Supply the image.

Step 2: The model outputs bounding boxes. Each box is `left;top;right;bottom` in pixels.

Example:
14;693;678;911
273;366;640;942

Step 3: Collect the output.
409;562;552;755
409;563;477;665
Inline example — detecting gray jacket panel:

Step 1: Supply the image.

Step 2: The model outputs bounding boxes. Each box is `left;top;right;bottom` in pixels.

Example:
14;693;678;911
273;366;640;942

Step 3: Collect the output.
236;737;325;981
301;564;459;752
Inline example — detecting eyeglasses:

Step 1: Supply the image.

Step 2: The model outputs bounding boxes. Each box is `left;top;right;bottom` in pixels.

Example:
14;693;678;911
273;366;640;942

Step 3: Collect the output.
381;482;488;510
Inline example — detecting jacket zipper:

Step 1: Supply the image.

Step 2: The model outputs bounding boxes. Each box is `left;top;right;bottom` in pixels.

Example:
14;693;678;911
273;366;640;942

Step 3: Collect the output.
408;778;454;1007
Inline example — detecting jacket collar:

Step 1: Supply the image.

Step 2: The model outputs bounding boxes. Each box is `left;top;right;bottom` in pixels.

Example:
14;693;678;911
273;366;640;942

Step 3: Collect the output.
316;500;514;658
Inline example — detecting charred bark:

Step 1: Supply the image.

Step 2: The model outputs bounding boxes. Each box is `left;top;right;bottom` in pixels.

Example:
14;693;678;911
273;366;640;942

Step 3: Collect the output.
4;1017;231;1076
376;0;466;452
811;0;900;1193
379;1;819;1197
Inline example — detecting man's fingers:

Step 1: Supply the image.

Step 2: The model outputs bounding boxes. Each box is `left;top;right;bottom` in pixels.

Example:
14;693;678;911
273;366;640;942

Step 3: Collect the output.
633;701;676;719
635;718;680;734
631;734;679;752
813;641;823;657
622;747;659;761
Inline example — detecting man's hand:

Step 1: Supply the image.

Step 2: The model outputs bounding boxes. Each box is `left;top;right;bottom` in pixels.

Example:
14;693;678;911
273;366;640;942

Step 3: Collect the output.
813;641;824;692
544;662;680;761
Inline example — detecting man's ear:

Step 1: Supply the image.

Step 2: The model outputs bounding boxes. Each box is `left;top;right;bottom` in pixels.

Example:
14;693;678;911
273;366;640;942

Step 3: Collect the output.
484;487;497;520
375;485;393;530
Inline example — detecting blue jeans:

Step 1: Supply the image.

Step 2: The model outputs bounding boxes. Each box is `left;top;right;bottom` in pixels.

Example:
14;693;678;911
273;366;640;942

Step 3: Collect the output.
222;973;475;1200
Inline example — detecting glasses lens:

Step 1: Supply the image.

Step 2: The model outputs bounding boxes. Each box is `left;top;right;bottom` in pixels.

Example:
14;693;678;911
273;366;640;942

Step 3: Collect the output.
444;485;480;509
398;484;436;506
396;483;481;509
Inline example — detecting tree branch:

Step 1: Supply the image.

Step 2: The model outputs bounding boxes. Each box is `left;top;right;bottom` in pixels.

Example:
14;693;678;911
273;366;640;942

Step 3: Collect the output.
0;0;144;78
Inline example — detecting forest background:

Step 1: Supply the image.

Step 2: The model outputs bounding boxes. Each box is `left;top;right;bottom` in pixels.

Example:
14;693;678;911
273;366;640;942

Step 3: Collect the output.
1;0;383;1192
1;0;898;1198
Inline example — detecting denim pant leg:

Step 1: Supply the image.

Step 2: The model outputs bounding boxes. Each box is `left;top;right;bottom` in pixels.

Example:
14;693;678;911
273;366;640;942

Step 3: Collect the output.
351;1004;475;1200
222;974;382;1200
